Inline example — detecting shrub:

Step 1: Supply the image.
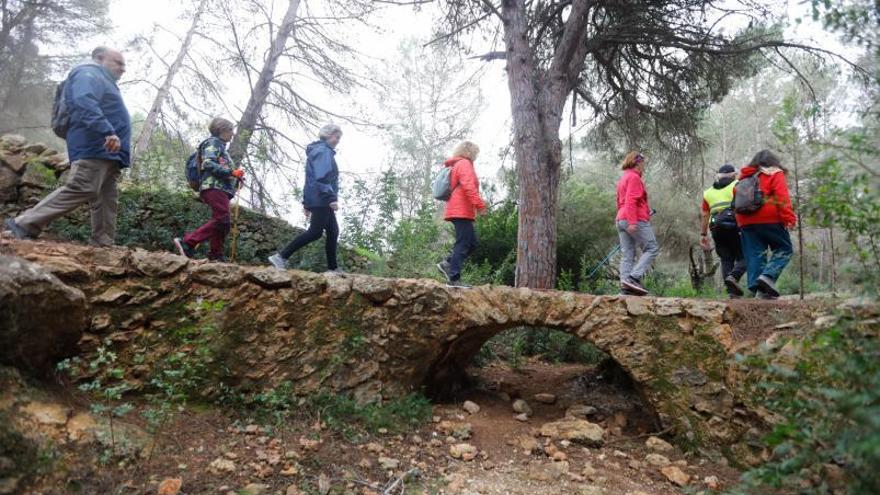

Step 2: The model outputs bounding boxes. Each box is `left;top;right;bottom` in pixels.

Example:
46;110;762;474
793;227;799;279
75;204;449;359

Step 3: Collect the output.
732;312;880;494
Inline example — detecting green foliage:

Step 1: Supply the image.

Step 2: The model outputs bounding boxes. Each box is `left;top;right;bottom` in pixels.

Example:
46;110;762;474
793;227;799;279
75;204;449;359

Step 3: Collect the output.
476;327;608;368
809;0;880;55
341;169;400;254
378;201;448;279
643;268;719;299
45;184;362;271
147;300;229;407
306;393;433;441
805;149;880;289
128;121;193;189
57;341;135;460
732;314;880;494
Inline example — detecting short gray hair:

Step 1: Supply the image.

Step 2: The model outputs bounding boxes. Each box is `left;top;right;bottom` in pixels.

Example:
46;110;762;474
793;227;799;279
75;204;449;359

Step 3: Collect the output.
318;123;342;140
91;46;110;61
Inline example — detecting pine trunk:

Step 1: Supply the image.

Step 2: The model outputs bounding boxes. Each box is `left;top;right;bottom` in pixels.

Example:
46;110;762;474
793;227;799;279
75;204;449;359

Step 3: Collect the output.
502;0;588;289
131;0;209;176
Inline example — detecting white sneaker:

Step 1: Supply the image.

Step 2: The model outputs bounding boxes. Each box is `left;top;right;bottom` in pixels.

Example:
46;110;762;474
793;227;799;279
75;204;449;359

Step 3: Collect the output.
267;253;287;270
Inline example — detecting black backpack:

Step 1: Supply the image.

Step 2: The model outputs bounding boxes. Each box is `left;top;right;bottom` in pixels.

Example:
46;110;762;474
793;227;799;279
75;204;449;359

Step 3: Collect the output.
711;207;738;231
51;80;70;139
733;174;764;214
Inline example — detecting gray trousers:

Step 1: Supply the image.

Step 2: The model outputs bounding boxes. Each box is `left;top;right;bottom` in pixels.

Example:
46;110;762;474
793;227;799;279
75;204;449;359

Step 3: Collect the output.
617;220;660;282
16;158;120;246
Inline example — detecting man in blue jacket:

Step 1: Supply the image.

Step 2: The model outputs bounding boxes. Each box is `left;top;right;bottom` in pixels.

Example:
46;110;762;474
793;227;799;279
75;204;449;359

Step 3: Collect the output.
4;46;131;246
268;124;342;272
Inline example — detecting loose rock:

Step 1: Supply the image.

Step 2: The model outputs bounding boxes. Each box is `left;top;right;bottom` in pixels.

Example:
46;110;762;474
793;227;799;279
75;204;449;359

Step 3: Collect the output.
533;393;557;404
449;443;478;461
704;475;721;490
540;419;604;446
462;400;481;414
660;466;691;486
209;458;236;473
645;436;674;452
240;483;270;495
565;404;597;419
437;421;472;440
157;478;182;495
645;453;671;467
512;399;533;415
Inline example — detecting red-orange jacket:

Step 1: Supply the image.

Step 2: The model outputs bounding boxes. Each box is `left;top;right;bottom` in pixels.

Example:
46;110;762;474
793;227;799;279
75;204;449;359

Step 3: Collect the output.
734;165;797;228
443;157;486;221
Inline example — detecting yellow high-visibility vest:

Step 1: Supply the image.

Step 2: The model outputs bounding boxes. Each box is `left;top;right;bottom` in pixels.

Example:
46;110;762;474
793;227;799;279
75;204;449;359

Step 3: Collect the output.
703;181;737;215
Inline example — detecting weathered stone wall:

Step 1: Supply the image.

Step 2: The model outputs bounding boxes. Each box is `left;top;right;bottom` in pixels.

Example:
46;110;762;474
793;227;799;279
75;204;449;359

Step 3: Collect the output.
0;239;824;462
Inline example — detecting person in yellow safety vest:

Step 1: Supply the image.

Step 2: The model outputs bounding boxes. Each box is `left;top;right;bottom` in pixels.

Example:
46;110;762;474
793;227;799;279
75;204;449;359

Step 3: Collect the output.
700;164;747;298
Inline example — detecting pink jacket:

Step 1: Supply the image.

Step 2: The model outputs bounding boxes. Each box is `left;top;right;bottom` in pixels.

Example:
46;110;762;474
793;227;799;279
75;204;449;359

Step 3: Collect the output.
616;168;651;224
444;157;486;221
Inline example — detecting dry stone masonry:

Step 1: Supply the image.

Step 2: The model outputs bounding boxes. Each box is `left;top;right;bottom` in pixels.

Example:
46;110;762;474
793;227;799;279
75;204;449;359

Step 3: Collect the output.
0;239;823;462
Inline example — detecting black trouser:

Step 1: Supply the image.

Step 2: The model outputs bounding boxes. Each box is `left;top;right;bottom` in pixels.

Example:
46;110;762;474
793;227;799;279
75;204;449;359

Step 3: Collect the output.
280;207;338;270
711;227;747;293
446;219;477;281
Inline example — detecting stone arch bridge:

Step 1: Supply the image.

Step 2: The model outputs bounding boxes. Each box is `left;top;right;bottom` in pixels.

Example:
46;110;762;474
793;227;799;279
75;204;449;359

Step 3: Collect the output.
1;240;816;459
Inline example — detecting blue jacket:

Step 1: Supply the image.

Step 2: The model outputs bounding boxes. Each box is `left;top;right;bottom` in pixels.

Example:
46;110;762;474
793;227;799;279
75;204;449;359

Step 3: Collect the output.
64;63;132;167
302;139;339;209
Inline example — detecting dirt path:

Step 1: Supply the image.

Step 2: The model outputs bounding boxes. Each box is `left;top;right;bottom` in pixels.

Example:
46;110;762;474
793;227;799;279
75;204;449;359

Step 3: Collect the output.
429;361;738;494
8;361;740;495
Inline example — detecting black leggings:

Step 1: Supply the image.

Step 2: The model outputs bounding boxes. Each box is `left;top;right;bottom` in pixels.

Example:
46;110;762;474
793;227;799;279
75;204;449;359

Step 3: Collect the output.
280;207;338;270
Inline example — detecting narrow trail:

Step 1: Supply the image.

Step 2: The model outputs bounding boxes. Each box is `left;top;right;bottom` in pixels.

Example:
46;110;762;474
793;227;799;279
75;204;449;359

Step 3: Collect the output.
431;361;738;494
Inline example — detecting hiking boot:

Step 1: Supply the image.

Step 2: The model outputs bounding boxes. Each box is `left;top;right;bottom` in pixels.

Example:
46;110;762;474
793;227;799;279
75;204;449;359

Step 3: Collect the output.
173;237;195;258
757;275;780;298
446;279;472;289
3;218;34;240
326;268;346;276
437;261;451;279
619;287;639;296
724;275;745;297
755;290;778;300
267;253;288;270
621;277;649;296
208;255;228;263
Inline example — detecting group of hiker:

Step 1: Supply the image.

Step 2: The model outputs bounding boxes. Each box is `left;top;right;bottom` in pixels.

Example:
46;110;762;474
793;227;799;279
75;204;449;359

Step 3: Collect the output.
1;45;797;299
615;150;796;300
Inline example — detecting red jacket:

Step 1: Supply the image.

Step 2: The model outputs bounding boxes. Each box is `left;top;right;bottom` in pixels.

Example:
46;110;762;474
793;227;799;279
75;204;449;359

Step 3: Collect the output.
616;168;651;224
444;157;486;221
734;165;797;228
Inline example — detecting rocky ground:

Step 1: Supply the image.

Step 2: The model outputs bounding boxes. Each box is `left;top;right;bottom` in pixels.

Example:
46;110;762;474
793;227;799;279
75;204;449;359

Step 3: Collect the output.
2;357;739;495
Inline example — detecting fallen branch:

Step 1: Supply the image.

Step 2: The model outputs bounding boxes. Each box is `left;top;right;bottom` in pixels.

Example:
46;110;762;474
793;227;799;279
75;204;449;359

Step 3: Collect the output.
383;467;421;495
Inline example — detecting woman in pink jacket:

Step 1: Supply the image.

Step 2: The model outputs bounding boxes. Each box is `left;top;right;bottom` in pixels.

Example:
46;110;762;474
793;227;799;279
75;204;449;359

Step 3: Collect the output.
436;141;486;288
615;151;660;296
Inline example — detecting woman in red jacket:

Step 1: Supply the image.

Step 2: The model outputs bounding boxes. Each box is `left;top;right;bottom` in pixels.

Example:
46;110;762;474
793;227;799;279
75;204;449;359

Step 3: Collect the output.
735;150;797;299
436;141;486;288
615;151;660;296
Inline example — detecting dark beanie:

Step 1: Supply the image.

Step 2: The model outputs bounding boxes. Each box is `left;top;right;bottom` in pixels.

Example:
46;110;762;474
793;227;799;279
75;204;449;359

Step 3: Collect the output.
718;164;735;174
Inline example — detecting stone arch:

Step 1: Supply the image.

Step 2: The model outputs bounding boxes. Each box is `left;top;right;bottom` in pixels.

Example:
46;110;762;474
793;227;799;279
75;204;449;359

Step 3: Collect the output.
4;240;771;459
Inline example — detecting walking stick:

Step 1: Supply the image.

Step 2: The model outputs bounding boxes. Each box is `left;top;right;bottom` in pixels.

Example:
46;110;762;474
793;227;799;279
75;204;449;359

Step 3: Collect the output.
230;180;243;262
586;244;622;281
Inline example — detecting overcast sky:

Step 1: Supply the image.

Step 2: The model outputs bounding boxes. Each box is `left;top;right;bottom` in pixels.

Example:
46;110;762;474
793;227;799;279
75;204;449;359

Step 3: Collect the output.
82;0;855;224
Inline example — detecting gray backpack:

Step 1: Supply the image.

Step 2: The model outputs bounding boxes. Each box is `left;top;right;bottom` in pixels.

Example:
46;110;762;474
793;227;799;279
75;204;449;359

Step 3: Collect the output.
733;174;764;214
432;165;456;201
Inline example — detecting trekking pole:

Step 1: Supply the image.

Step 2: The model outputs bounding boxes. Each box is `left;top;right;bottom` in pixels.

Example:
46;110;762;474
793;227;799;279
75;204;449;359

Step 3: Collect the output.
585;211;656;281
230;181;243;262
586;244;622;280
